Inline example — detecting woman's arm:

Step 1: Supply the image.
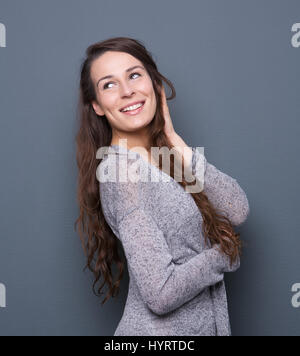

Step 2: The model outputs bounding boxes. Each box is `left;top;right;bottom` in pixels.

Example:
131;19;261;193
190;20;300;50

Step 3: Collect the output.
115;205;239;316
168;133;250;226
192;146;250;226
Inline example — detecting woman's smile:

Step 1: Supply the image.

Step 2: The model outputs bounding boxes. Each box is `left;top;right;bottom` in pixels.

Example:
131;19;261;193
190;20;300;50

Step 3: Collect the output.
120;100;145;116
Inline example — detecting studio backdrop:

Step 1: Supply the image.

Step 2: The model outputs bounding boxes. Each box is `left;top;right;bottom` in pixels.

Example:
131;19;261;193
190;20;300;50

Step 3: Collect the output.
0;0;299;336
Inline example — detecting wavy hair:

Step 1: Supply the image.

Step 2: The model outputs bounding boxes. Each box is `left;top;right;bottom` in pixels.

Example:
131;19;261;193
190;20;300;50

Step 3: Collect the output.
74;36;243;305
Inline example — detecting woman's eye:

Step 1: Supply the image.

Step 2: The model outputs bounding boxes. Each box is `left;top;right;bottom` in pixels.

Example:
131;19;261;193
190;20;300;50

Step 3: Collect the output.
103;72;141;90
131;72;141;79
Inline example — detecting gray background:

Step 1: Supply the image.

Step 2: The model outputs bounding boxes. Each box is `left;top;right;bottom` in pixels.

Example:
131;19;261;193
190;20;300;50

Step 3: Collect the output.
0;0;299;336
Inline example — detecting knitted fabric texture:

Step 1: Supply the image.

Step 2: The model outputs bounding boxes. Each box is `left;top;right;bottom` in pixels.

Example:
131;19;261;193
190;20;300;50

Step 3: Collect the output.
98;144;250;336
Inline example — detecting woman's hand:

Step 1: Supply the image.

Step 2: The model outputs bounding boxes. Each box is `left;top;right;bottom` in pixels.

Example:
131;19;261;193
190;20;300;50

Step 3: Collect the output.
160;85;193;168
161;86;176;138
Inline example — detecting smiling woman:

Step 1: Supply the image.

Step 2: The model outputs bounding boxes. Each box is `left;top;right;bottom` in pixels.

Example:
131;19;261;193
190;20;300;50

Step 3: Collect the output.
89;50;157;147
74;36;249;336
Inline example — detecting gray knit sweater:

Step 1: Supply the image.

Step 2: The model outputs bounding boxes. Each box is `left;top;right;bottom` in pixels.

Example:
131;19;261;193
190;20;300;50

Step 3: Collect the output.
98;144;250;336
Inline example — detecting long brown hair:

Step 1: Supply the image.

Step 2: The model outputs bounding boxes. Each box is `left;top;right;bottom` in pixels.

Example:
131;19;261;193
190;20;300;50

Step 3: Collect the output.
74;36;242;305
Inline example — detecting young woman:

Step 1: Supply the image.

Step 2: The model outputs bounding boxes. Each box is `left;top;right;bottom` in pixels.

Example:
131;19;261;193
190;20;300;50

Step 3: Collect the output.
75;36;250;336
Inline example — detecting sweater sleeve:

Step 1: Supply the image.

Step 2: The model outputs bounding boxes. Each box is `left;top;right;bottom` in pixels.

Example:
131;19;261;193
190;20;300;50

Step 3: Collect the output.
192;147;250;226
117;206;239;316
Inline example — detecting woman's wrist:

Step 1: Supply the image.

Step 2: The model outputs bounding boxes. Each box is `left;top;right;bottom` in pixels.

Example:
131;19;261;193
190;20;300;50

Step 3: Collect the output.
167;132;193;168
211;244;240;273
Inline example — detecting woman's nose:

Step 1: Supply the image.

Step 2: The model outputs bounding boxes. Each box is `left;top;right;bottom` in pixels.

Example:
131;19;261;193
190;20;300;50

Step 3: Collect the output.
119;81;135;97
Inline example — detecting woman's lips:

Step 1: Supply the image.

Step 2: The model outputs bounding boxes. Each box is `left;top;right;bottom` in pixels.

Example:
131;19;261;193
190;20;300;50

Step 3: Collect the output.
120;101;145;116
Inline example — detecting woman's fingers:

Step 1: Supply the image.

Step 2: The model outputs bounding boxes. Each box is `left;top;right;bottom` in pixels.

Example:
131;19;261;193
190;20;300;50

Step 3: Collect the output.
161;86;175;137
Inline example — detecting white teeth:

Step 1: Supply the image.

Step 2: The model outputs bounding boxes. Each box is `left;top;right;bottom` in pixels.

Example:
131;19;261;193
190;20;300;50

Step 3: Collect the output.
121;102;143;112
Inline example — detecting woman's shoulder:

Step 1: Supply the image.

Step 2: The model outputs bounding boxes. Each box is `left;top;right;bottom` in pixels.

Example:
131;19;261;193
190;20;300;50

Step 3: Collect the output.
97;145;147;224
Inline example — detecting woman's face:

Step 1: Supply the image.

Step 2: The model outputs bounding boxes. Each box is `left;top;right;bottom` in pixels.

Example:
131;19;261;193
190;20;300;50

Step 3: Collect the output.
91;51;157;139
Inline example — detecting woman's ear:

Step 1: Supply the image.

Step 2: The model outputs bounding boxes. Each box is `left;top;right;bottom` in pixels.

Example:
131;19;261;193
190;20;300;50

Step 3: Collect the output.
92;101;105;116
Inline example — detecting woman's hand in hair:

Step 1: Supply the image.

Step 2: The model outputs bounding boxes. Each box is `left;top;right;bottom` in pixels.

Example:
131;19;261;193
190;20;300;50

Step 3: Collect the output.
161;85;176;138
161;86;193;169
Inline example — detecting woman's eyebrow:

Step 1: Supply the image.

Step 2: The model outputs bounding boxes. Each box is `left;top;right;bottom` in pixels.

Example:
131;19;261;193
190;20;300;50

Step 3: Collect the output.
97;65;145;87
